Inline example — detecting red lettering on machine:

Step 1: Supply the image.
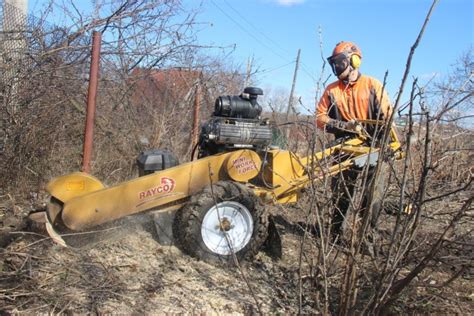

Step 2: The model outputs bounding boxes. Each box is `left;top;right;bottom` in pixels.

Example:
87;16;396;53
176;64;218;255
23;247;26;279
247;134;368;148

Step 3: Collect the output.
139;177;176;199
232;157;257;174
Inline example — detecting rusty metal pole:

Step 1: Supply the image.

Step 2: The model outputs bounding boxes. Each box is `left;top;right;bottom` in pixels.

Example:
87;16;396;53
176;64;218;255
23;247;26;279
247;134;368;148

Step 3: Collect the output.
192;84;201;149
82;31;101;173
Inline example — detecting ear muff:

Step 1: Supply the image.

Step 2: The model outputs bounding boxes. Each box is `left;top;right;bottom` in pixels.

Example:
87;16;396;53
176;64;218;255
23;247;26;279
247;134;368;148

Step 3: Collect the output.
351;54;361;68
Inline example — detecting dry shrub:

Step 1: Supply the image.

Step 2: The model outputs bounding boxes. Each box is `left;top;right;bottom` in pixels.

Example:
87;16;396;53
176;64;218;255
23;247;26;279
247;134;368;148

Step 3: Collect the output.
0;0;247;193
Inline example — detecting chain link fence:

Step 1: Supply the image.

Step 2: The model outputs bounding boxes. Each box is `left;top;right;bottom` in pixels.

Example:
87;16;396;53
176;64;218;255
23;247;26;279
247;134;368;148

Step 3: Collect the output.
1;1;28;62
0;2;96;190
1;2;30;149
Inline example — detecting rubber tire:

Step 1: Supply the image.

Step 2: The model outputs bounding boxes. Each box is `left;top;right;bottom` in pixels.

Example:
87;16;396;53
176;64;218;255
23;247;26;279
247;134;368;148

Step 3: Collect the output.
174;181;269;265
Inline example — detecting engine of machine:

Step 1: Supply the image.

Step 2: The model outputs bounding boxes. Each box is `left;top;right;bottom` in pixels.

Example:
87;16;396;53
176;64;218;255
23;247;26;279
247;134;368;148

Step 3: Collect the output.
198;87;272;157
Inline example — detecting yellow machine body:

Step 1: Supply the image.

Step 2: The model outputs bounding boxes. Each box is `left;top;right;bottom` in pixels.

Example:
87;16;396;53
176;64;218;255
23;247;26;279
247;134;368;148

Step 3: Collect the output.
45;123;402;232
46;149;264;230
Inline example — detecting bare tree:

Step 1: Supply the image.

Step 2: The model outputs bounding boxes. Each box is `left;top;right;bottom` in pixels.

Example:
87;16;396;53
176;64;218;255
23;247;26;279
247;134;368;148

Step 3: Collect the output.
0;0;246;190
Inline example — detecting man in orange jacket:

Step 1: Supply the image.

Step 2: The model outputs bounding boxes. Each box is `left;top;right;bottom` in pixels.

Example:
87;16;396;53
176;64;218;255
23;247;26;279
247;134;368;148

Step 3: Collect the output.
316;41;392;241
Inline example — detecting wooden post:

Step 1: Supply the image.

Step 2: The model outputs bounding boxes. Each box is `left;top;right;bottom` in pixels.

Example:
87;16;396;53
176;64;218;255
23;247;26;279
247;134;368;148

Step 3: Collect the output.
244;55;253;88
285;49;301;140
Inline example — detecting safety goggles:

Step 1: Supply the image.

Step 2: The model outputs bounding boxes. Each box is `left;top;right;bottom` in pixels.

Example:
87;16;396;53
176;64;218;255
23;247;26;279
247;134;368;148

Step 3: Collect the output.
327;52;350;76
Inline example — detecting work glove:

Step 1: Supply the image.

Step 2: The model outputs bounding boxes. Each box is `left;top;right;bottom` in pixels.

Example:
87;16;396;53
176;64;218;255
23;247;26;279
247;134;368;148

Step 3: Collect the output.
328;119;362;133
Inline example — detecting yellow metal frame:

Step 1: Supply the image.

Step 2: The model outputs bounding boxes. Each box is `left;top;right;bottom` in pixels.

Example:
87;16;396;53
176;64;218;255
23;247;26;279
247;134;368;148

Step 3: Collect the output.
46;122;402;231
259;122;402;202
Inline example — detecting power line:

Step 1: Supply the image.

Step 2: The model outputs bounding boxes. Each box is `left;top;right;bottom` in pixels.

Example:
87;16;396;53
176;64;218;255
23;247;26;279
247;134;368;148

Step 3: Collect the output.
223;61;294;79
210;1;322;94
209;0;291;63
221;0;320;85
222;0;293;59
300;63;319;82
257;61;295;75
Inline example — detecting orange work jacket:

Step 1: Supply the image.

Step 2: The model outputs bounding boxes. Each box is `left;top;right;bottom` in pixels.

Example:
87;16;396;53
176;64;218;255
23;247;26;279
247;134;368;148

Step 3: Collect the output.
316;74;392;131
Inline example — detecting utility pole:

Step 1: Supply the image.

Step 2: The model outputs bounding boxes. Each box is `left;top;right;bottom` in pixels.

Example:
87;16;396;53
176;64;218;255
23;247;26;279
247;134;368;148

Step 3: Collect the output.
285;49;301;140
244;55;253;88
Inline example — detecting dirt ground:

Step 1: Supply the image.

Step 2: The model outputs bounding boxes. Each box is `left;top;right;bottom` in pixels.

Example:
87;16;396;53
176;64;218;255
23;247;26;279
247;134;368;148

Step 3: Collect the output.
0;203;305;314
0;193;473;314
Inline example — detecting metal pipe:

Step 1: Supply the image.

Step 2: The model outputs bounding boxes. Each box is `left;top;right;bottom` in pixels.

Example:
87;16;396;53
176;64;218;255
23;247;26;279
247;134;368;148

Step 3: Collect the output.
82;31;101;173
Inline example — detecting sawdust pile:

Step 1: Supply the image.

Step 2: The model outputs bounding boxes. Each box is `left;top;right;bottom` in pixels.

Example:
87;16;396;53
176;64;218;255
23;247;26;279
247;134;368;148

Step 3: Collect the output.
0;210;309;314
1;199;473;314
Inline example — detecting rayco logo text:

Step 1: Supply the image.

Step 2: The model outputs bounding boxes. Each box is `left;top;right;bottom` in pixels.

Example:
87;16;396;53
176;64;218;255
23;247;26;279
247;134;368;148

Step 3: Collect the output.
139;177;176;199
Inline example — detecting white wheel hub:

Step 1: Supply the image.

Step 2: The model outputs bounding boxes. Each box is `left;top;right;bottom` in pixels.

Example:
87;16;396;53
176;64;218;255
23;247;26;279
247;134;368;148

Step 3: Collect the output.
201;201;254;256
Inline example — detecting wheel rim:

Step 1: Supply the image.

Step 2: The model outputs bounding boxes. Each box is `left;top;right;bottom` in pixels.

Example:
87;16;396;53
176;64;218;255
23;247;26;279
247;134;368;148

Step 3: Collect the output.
201;201;254;256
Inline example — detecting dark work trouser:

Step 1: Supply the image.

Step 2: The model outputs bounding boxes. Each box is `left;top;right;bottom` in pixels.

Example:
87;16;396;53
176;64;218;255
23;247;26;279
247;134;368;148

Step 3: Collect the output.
331;164;386;237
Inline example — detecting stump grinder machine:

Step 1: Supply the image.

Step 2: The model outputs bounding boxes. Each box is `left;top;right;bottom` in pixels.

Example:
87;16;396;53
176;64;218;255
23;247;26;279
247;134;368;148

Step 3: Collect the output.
34;87;402;264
